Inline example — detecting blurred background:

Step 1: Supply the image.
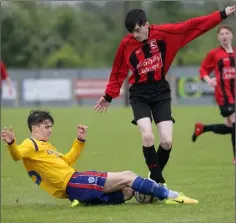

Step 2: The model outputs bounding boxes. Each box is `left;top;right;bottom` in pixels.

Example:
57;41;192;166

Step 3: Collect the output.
1;0;235;107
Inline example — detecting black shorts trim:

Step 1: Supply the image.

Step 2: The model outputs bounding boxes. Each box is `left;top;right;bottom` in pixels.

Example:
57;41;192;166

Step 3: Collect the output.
131;116;175;125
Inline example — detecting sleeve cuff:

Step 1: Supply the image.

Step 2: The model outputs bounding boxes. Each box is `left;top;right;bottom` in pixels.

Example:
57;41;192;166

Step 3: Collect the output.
200;73;209;79
103;94;112;103
220;10;227;20
77;138;86;143
7;140;15;145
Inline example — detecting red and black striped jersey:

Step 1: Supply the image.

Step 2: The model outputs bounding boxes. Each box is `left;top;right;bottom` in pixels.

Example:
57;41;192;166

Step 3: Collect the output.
200;47;235;106
104;10;227;100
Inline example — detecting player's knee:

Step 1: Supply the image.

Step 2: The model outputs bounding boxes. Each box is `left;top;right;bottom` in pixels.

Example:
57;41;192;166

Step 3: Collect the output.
160;138;172;150
229;113;235;124
142;133;154;146
122;188;134;201
225;118;232;127
123;170;136;178
121;171;137;184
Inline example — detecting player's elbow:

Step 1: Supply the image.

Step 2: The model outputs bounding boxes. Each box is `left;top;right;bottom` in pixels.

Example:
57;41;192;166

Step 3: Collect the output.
12;156;21;161
67;159;76;167
9;152;22;161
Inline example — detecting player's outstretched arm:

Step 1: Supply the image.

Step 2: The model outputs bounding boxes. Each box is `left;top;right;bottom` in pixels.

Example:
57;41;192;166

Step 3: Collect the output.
156;5;235;51
94;39;129;114
1;126;20;161
59;125;87;166
1;127;32;161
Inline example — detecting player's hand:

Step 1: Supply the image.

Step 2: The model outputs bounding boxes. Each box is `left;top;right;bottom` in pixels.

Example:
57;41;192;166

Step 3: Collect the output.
77;125;88;141
225;5;235;16
93;97;110;113
1;126;15;144
207;77;217;88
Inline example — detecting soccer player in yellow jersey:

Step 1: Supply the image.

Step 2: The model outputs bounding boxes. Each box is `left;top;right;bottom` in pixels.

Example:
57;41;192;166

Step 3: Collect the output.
1;110;198;205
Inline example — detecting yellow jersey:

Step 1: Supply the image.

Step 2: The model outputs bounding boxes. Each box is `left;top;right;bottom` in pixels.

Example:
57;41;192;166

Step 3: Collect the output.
7;138;85;199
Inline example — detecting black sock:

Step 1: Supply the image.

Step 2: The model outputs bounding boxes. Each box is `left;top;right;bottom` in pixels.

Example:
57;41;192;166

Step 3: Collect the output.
231;123;235;157
143;145;165;184
156;145;171;172
203;124;232;134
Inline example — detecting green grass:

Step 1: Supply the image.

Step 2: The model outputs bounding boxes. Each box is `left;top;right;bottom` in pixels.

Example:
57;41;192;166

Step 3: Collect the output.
1;106;235;223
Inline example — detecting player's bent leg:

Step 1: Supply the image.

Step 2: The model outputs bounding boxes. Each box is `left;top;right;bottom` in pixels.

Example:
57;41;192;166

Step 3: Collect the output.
104;171;138;193
104;171;168;201
105;171;198;203
104;171;168;200
191;121;232;143
67;171;109;205
137;118;165;184
69;171;134;206
131;176;198;203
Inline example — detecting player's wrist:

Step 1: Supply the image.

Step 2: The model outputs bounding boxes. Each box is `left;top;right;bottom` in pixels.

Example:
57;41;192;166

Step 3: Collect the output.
7;139;15;145
103;94;112;103
220;9;227;20
77;138;86;142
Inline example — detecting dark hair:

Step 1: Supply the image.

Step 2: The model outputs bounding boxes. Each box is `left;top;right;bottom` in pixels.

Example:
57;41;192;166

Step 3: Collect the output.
27;110;54;132
125;9;147;33
217;25;232;33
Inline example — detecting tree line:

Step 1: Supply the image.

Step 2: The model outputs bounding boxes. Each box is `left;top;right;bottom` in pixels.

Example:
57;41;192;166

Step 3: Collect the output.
1;1;232;68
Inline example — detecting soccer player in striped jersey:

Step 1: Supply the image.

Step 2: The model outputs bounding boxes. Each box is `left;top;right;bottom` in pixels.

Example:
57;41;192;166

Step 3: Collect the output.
95;5;235;186
192;25;235;164
1;110;198;205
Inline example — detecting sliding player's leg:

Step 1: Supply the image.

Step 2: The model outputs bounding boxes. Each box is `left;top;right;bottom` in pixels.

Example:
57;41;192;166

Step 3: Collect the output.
67;170;198;206
104;171;198;204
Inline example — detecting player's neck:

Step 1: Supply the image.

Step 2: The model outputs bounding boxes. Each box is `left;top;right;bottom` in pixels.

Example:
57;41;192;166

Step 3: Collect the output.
221;44;233;53
31;134;46;142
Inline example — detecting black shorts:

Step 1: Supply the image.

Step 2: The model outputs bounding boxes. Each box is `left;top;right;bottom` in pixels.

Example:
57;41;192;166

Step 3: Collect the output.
129;80;175;125
219;104;235;118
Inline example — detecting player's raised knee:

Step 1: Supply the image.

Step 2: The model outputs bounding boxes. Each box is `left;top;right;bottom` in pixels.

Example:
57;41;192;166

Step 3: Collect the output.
142;133;154;146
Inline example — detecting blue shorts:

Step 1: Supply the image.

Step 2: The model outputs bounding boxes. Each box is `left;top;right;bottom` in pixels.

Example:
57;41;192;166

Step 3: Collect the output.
66;171;124;205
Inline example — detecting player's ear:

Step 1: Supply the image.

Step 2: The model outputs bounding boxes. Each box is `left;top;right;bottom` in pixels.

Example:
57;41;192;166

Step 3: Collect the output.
32;125;37;132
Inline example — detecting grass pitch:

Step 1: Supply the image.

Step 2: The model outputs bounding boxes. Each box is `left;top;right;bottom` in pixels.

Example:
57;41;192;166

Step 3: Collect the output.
1;106;234;223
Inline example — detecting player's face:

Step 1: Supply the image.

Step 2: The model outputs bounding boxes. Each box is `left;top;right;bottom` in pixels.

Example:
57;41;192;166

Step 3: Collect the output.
132;22;149;42
33;120;53;141
217;28;233;46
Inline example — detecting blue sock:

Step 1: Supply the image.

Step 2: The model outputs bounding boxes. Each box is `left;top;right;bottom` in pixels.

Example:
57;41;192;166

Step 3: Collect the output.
131;176;169;200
